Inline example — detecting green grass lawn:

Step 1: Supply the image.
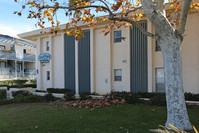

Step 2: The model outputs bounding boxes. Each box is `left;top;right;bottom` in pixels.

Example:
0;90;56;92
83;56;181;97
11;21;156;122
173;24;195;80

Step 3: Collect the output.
0;103;198;133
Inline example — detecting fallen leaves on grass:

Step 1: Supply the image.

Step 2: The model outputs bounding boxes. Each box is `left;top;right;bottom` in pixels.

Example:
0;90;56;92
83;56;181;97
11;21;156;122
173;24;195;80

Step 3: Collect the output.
50;98;126;111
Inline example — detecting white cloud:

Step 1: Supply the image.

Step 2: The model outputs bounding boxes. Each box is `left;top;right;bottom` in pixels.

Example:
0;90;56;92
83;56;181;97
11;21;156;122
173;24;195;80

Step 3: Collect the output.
0;23;35;38
0;24;19;38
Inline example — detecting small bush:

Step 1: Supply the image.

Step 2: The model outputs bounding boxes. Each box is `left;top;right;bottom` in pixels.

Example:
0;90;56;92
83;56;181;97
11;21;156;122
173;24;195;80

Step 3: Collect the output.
29;79;37;84
137;92;162;98
14;79;28;88
12;90;31;98
185;93;199;101
0;89;7;100
35;90;46;93
150;94;166;106
79;92;92;100
24;84;37;88
45;93;55;101
47;88;72;94
64;92;75;101
109;91;140;104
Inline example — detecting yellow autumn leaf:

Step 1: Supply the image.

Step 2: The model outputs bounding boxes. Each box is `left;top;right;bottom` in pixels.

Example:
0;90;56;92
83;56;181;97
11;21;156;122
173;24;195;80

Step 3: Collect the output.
49;9;54;13
170;4;174;7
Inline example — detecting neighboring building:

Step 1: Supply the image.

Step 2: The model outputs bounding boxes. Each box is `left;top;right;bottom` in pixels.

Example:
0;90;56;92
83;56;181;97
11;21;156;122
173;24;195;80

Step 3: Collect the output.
0;34;36;79
18;7;199;94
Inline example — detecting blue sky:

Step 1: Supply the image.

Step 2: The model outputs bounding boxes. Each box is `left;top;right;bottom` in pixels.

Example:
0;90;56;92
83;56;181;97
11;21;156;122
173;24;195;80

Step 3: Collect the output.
0;0;169;38
0;0;39;37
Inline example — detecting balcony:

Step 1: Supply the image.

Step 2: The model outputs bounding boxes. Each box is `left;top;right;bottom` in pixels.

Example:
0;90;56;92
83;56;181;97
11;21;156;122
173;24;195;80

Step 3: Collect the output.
0;68;36;79
0;50;35;62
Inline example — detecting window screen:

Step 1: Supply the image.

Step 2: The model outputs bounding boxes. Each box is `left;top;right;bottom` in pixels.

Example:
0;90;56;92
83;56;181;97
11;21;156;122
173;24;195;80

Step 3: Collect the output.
155;68;165;93
46;41;50;51
114;30;122;43
114;69;122;81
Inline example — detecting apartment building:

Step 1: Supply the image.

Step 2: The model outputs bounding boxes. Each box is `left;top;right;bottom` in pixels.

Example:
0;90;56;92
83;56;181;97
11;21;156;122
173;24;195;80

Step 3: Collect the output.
0;34;36;79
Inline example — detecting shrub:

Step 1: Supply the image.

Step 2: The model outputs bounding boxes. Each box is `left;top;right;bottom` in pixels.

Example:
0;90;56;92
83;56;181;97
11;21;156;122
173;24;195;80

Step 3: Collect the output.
29;79;37;84
137;92;162;98
150;94;166;106
24;84;37;88
14;79;28;88
185;93;199;101
35;90;46;92
0;89;7;100
47;88;72;94
45;93;55;101
0;79;29;88
12;90;31;98
109;91;140;104
79;92;92;100
64;92;75;101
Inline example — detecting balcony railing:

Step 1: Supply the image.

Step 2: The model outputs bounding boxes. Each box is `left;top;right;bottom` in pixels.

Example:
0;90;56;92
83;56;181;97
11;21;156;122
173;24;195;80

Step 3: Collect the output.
0;68;36;79
0;50;35;62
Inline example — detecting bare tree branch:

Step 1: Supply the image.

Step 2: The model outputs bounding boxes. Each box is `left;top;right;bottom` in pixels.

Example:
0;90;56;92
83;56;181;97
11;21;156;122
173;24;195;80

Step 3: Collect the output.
178;0;192;35
140;0;174;36
40;3;158;39
109;16;158;39
125;6;143;16
39;5;113;17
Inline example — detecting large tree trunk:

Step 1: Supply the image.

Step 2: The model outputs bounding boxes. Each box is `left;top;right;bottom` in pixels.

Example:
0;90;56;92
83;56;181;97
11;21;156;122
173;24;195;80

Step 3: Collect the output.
159;36;192;130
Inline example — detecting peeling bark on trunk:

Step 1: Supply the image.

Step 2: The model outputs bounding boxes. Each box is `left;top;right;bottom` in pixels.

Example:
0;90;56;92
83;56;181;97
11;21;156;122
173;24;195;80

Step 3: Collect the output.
159;36;192;130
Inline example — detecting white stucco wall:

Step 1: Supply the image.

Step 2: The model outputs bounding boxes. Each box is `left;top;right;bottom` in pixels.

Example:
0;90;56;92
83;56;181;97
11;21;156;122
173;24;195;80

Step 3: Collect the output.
94;28;111;94
52;34;65;88
181;13;199;94
40;37;51;90
112;27;131;92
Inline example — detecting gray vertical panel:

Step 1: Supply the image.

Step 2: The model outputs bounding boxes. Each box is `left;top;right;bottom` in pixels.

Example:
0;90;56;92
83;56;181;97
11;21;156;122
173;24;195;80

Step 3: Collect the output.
130;21;148;93
78;31;90;93
64;34;75;92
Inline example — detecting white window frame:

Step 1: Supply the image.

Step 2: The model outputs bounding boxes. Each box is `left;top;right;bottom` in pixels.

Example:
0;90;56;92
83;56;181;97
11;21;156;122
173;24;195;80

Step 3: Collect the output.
46;41;50;51
155;68;165;93
114;30;122;43
47;71;50;80
114;69;122;81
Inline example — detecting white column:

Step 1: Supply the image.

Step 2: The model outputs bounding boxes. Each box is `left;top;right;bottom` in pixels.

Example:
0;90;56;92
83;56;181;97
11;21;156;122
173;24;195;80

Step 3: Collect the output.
49;35;54;88
15;60;17;78
147;19;153;92
36;38;42;90
90;28;94;93
75;40;79;96
22;61;24;77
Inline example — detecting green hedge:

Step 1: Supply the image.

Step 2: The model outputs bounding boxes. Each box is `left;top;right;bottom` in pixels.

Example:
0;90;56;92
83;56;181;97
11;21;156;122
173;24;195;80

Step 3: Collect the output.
12;90;32;98
0;95;44;105
0;89;7;100
0;79;36;88
47;88;72;94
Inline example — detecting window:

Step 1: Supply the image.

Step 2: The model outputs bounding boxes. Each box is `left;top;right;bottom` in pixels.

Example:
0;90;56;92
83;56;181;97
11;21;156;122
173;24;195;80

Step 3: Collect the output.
155;29;161;51
155;68;165;93
10;45;15;51
114;30;122;43
114;69;122;81
47;71;50;80
0;45;5;50
24;49;26;54
46;41;50;51
155;41;161;51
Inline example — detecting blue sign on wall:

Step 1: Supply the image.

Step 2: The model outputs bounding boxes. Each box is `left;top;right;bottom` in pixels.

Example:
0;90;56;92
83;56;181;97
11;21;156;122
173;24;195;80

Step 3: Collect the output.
38;53;51;63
